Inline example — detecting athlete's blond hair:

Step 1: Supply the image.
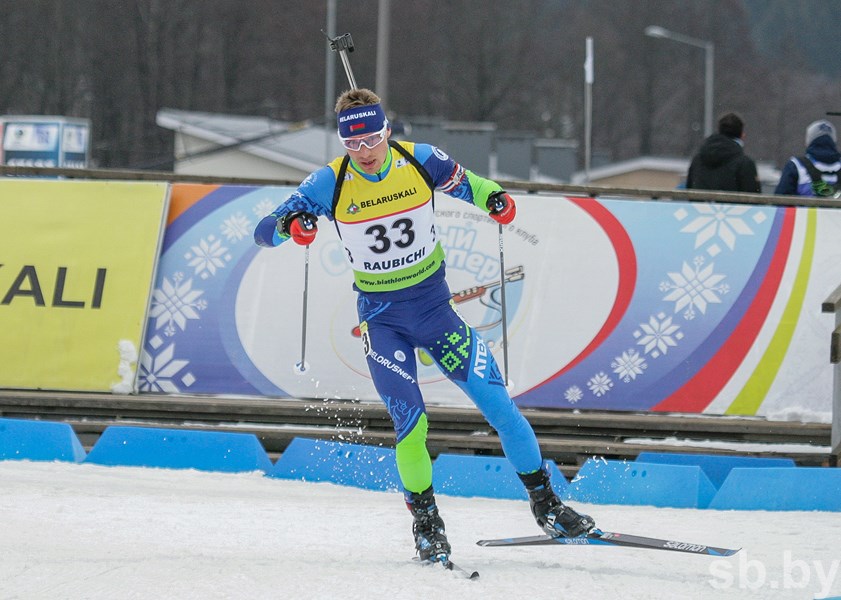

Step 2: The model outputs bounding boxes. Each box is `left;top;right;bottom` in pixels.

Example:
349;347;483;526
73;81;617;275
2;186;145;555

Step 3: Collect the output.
335;88;381;114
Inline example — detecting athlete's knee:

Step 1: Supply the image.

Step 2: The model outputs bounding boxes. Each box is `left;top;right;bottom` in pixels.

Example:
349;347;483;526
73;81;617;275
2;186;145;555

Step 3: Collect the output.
485;399;531;437
397;412;429;447
382;392;427;441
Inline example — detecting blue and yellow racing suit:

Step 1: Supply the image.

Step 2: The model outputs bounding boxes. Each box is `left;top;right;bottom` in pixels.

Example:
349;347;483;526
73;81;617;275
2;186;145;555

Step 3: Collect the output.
254;141;542;493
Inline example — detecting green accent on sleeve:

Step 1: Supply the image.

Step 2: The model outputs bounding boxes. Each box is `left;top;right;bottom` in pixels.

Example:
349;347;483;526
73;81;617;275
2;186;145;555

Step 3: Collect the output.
395;413;432;493
465;170;503;211
274;222;291;241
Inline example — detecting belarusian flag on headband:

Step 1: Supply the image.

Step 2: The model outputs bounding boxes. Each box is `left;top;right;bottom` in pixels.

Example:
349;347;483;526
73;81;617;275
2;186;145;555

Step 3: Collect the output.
337;102;386;137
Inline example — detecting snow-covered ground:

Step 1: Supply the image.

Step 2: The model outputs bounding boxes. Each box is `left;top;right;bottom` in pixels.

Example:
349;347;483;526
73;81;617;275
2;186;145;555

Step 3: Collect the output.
1;461;840;600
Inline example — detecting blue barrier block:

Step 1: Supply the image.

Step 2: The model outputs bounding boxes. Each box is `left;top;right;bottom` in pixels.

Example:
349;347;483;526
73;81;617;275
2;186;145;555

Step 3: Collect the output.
0;417;86;462
708;467;841;511
84;426;272;473
566;458;717;508
269;437;400;492
636;452;796;489
432;455;567;500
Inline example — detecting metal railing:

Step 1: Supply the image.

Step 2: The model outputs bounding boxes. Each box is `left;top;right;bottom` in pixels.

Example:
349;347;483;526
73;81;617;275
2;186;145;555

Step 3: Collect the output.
3;164;841;209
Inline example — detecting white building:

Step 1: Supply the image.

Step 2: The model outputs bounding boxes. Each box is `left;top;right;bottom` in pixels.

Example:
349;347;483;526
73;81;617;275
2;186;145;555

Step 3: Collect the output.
156;108;343;181
571;156;781;193
157;108;780;192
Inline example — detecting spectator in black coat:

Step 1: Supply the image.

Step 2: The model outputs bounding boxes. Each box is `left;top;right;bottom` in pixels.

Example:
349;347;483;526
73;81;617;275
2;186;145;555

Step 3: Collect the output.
686;113;761;193
774;120;841;197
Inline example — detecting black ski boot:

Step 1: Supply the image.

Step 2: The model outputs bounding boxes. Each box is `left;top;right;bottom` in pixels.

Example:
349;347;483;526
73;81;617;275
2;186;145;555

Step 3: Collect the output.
405;486;451;562
519;467;595;538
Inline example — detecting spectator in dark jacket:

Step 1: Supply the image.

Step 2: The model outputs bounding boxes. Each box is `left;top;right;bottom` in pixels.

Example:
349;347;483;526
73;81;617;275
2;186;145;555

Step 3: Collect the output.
774;120;841;197
686;112;761;193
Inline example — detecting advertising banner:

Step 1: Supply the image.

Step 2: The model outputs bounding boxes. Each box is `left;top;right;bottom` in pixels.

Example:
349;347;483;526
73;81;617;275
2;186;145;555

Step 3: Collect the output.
0;117;91;168
60;123;90;168
141;184;841;420
0;179;169;391
1;121;60;167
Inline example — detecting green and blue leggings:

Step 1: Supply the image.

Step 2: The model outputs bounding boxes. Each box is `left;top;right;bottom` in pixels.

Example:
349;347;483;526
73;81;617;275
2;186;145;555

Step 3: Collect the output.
357;276;543;493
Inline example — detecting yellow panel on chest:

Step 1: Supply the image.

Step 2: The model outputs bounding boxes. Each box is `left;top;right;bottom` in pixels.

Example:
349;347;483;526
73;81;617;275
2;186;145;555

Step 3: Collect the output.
334;153;432;223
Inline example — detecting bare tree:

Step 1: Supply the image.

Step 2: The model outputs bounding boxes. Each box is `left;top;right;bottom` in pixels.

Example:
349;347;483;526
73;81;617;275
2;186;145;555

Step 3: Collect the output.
0;0;837;171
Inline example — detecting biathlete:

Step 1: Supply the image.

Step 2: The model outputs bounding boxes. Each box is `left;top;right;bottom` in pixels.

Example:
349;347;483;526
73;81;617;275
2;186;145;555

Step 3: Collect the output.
254;88;595;563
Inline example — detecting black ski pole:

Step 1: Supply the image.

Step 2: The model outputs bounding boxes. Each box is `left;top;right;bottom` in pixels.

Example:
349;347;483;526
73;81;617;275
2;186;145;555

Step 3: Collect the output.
497;222;510;386
297;31;360;376
295;240;311;374
295;32;357;377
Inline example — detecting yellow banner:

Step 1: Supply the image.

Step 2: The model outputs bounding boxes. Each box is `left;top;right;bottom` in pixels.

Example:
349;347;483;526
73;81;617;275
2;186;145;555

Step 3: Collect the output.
0;179;169;391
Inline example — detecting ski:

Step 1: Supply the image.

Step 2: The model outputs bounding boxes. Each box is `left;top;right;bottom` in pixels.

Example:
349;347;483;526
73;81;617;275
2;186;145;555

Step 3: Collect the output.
443;559;480;580
477;529;739;557
413;557;480;579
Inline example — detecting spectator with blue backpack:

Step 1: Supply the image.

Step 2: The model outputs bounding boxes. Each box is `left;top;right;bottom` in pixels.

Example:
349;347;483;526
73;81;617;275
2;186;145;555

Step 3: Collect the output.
775;120;841;197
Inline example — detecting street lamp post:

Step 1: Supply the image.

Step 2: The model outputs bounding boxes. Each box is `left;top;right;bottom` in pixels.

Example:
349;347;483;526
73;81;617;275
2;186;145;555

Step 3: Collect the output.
645;25;714;138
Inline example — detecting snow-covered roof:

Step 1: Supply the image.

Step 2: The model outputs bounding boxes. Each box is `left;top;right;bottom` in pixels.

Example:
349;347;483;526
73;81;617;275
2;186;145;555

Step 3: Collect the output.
571;156;689;184
571;155;781;187
156;108;345;173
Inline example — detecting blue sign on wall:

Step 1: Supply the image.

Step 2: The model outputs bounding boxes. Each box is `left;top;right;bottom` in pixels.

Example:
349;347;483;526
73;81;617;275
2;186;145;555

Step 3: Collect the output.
1;116;90;168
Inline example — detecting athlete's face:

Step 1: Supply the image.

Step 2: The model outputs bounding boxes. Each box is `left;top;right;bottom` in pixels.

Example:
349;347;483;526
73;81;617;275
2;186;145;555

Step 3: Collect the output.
345;127;391;174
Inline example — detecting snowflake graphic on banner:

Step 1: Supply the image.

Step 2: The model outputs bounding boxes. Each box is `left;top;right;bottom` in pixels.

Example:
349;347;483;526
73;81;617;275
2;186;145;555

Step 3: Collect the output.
634;312;683;358
564;385;584;404
220;211;252;242
186;235;231;279
660;255;729;320
611;349;647;383
587;372;613;397
138;337;195;392
148;272;206;337
253;198;276;219
673;204;764;257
